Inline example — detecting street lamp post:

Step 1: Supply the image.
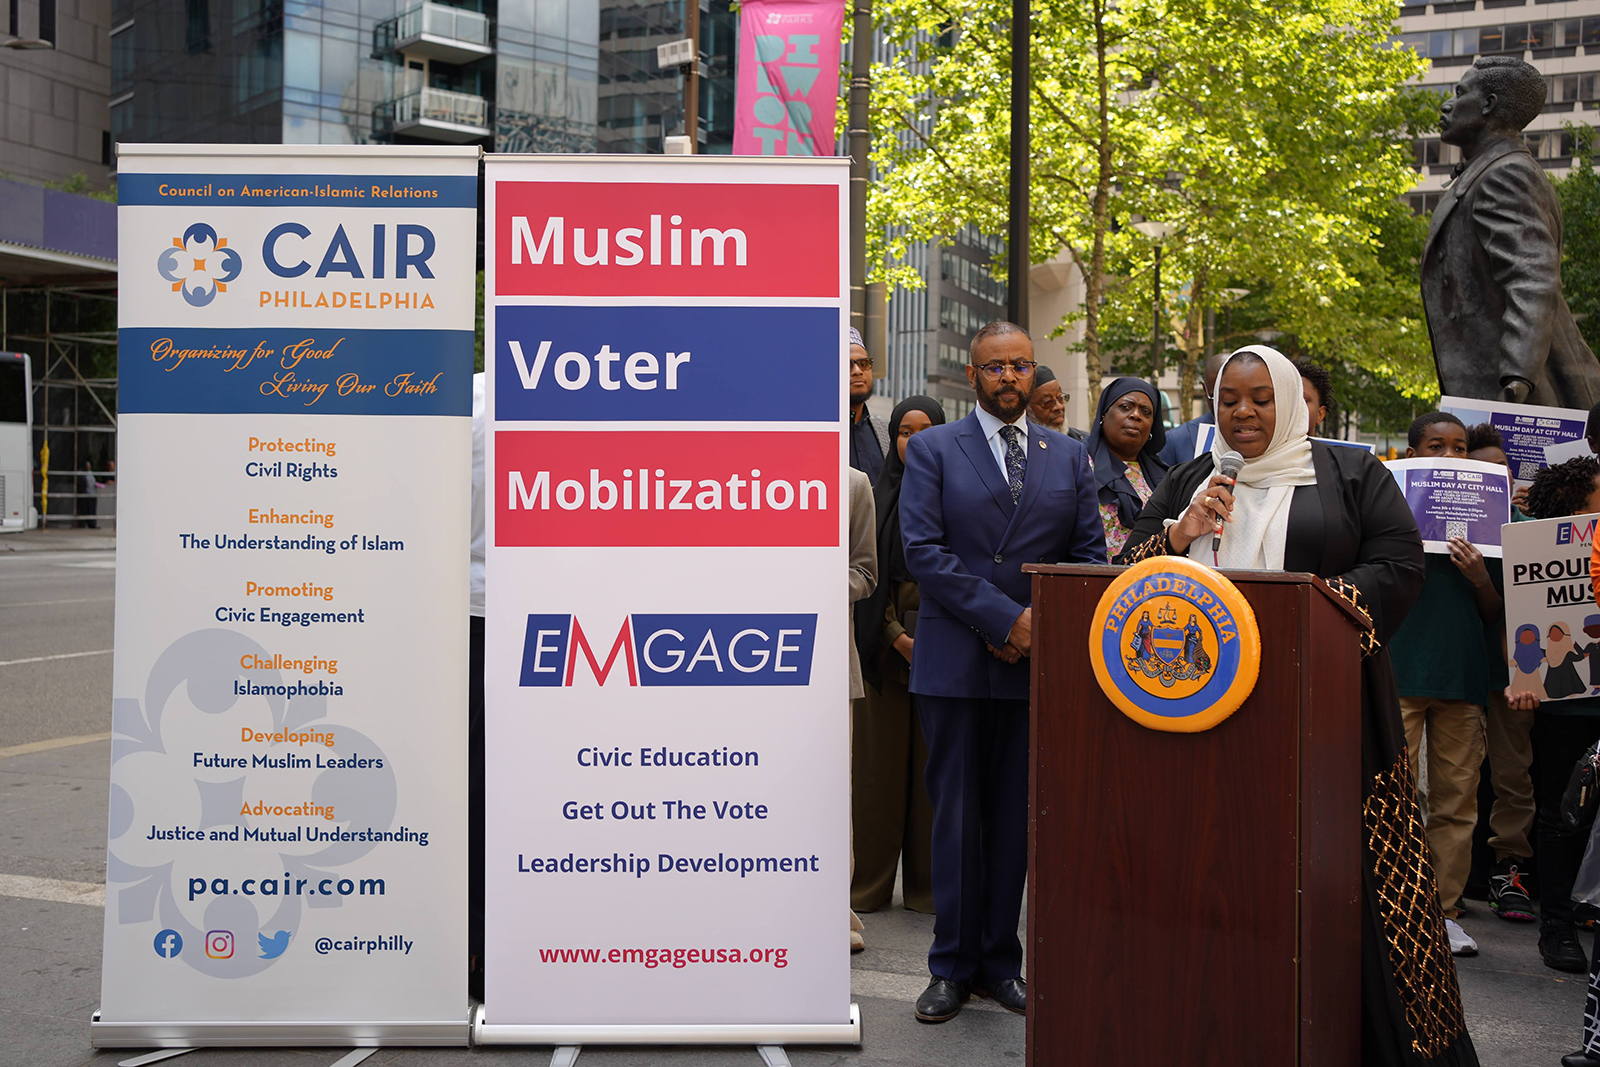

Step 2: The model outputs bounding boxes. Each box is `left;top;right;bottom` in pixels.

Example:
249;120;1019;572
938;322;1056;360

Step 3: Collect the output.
1132;221;1174;376
1006;0;1029;328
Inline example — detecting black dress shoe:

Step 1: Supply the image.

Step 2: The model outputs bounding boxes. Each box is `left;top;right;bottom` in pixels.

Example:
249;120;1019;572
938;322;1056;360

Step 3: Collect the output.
914;977;970;1023
1542;925;1590;973
975;977;1026;1015
1561;1052;1600;1067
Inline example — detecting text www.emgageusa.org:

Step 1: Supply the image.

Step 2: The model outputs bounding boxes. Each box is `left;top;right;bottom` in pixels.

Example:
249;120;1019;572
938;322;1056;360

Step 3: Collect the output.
539;946;788;969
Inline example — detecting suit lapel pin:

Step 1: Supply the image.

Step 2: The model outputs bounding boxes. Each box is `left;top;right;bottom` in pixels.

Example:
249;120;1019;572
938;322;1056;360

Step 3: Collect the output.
1038;440;1047;449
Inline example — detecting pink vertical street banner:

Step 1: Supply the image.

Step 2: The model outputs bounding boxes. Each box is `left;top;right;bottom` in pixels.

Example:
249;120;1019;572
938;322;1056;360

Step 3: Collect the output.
733;0;846;156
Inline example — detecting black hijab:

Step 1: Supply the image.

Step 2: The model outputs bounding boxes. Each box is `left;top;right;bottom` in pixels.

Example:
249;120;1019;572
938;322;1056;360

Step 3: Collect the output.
855;395;946;689
1086;376;1169;529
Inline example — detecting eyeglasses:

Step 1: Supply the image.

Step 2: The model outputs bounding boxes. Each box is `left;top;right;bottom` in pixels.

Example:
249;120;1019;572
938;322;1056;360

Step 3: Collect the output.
974;360;1038;380
849;358;873;372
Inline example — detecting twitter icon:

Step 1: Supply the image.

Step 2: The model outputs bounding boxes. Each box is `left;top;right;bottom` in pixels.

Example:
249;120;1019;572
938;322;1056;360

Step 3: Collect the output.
258;930;291;959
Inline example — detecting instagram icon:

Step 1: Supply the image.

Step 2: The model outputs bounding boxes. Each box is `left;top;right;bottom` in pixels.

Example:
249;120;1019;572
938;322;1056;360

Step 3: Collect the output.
205;930;234;959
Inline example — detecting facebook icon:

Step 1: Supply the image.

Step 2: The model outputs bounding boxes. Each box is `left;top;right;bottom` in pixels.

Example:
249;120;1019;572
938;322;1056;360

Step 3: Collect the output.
153;929;183;958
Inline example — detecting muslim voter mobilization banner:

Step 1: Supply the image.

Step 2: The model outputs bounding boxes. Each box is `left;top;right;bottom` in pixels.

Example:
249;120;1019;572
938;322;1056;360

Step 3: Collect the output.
1503;514;1600;703
1390;458;1513;557
480;156;858;1045
95;145;478;1047
1440;395;1591;488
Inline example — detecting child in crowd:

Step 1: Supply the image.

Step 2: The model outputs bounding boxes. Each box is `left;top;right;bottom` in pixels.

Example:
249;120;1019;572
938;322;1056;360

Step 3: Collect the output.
1465;424;1537;923
1389;413;1504;957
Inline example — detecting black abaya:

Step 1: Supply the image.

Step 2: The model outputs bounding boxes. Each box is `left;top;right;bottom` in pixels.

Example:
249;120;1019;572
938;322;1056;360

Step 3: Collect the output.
1119;442;1480;1067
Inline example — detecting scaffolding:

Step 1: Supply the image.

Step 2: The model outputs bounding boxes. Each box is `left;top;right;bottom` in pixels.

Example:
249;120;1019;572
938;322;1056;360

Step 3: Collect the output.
1;282;119;527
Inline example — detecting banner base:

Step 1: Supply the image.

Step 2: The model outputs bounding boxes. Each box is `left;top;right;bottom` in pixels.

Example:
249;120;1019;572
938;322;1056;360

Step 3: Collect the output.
89;1011;471;1048
471;1003;862;1046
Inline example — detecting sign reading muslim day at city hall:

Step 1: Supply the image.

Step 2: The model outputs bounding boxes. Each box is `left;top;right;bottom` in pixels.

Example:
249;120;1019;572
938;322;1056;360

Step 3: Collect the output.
481;156;859;1044
95;145;477;1046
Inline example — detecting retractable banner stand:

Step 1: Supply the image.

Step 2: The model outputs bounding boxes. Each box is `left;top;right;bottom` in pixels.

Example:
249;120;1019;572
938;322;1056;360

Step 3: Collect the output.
479;156;858;1046
94;145;479;1047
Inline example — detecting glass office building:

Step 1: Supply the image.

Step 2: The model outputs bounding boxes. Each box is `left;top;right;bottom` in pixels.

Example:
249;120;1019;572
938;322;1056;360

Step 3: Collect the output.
109;0;599;152
599;0;736;153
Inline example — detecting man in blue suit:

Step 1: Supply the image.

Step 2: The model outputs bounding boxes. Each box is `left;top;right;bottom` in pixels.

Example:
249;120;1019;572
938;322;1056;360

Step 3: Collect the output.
899;320;1106;1022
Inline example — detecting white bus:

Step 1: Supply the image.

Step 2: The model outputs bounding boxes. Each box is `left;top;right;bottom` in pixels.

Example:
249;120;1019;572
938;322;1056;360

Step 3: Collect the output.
0;351;35;531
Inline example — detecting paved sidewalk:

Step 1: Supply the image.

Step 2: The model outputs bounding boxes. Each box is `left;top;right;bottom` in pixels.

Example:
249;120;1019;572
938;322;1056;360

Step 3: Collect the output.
0;527;116;554
0;548;1591;1066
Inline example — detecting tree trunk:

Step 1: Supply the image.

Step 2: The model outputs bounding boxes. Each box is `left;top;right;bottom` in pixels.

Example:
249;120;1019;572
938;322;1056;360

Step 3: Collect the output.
1177;270;1206;422
1081;0;1112;410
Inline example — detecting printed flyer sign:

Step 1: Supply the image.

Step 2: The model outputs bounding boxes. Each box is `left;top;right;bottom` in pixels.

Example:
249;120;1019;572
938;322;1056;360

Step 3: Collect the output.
1194;422;1375;457
481;156;857;1044
1503;514;1600;703
1439;395;1590;487
95;145;477;1046
1389;458;1512;557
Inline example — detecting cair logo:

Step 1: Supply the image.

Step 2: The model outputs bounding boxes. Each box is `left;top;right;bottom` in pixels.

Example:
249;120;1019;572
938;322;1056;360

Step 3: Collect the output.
1089;556;1260;733
520;613;816;687
158;223;243;307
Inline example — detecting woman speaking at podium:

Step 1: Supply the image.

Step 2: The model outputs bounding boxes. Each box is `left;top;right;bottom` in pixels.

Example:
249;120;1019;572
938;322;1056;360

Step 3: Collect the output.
1116;346;1479;1067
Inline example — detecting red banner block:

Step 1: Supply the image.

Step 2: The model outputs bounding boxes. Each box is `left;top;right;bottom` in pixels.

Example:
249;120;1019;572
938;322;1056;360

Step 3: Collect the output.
493;182;840;298
495;430;841;547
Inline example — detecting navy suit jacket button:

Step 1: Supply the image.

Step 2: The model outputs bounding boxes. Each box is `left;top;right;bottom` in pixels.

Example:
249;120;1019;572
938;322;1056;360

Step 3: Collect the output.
993;553;1003;563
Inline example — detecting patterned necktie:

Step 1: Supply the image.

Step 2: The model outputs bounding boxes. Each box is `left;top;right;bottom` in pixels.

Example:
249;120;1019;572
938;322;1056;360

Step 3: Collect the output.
999;424;1026;503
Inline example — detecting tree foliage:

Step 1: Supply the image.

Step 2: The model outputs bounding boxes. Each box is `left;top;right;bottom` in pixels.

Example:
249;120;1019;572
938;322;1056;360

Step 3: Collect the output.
868;0;1433;416
1556;125;1600;355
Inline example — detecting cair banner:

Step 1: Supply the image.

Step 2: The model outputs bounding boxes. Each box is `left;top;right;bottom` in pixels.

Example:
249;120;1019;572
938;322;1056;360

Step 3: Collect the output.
480;156;858;1044
732;0;847;156
1502;514;1600;705
95;145;478;1046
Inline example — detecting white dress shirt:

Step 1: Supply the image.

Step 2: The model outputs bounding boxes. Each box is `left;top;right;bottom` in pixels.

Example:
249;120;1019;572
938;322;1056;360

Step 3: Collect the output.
972;404;1031;481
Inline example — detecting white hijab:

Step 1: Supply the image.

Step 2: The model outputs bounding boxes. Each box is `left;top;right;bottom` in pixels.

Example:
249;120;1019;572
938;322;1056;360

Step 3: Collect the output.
1186;344;1316;570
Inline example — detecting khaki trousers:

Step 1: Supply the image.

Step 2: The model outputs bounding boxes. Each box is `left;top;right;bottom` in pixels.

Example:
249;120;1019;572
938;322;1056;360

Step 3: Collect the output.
1484;687;1536;861
1401;696;1487;919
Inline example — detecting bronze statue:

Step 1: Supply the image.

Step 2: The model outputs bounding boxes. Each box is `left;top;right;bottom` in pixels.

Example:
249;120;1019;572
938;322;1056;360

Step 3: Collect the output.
1422;55;1600;407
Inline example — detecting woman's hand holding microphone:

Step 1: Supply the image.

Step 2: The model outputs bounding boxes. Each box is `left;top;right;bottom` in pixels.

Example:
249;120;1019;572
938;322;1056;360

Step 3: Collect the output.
1169;474;1236;554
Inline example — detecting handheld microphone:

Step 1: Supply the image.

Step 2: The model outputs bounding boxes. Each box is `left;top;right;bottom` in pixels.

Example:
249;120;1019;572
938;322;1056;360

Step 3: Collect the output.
1211;450;1245;554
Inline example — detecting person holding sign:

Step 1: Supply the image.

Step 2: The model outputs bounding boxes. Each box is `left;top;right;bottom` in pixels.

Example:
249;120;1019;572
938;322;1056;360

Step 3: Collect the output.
1467;424;1540;924
1507;457;1600;975
1388;412;1504;957
1118;346;1479;1067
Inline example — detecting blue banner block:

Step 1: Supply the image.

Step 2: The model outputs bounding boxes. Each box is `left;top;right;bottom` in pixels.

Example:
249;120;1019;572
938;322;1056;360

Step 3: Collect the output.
493;305;840;423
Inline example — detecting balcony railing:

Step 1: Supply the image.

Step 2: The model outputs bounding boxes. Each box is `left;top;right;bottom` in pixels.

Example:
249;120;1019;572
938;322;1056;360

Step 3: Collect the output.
374;85;491;143
374;2;493;63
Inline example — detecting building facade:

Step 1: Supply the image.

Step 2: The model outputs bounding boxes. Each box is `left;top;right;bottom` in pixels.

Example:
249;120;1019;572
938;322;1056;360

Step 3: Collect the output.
2;0;115;191
106;0;744;156
599;0;735;153
107;0;599;152
1399;0;1600;214
881;226;1010;420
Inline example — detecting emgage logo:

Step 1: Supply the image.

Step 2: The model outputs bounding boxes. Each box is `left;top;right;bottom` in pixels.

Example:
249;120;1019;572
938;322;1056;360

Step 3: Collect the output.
158;223;243;307
1557;518;1597;546
520;613;816;687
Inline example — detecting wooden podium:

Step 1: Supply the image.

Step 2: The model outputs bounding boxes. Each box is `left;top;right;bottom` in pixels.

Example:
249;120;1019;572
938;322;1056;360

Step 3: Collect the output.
1023;565;1369;1067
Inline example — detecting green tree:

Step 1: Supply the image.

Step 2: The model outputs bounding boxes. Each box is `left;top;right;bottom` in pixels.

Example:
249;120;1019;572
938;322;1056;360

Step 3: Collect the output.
1556;125;1600;355
869;0;1430;415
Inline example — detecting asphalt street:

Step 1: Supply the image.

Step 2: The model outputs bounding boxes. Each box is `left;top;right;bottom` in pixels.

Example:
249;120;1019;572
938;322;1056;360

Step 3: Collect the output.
0;534;1590;1066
